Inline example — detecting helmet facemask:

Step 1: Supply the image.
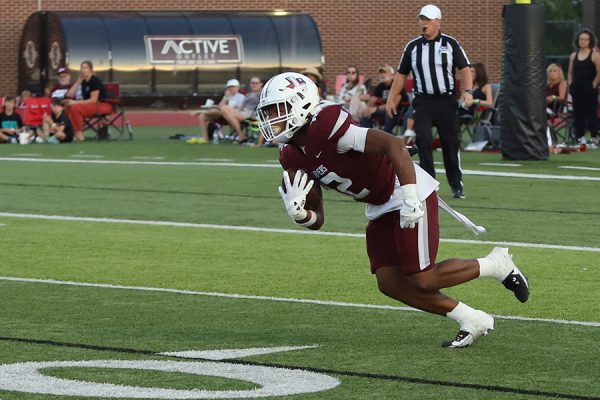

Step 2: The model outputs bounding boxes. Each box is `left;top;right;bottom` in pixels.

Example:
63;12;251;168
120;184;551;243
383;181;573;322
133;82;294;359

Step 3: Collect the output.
257;72;321;143
257;98;306;143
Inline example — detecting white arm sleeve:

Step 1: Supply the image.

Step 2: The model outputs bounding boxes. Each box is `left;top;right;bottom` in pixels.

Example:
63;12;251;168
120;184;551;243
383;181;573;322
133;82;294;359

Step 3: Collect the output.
336;124;369;154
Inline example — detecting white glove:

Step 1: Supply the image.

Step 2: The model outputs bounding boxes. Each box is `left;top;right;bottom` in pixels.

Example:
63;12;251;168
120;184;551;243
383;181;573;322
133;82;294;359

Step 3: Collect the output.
400;183;424;229
278;170;314;220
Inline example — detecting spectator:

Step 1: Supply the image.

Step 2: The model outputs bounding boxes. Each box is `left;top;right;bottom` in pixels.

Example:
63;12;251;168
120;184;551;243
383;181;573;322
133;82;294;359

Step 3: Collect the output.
336;65;368;121
43;66;76;135
458;63;493;120
568;28;600;147
402;105;417;143
63;60;112;141
0;97;23;143
360;64;404;133
50;67;74;100
17;90;31;108
39;99;74;144
188;79;246;144
546;63;567;110
222;77;263;144
469;63;493;109
300;67;327;99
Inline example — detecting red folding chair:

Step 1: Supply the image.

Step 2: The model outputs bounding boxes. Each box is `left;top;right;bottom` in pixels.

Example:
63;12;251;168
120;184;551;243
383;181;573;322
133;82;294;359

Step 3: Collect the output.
83;82;132;140
17;97;52;129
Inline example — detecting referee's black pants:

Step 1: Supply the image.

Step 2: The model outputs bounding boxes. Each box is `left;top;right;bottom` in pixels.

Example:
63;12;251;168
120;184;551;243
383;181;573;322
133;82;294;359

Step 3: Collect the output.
413;95;463;191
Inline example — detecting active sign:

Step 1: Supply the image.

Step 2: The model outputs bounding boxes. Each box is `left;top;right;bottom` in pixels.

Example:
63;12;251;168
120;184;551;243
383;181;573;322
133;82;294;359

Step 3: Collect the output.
144;35;244;65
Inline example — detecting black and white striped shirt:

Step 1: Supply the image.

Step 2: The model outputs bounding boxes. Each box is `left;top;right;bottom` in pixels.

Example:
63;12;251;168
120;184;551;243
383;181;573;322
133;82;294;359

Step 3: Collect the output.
398;32;470;96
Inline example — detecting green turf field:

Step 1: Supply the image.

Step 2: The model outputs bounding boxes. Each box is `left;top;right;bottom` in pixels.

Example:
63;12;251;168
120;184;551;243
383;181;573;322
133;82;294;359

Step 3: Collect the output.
0;127;599;399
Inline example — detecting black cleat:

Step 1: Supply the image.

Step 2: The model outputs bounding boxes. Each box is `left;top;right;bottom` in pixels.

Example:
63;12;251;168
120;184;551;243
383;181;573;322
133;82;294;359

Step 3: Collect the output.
452;187;466;199
486;247;530;303
442;330;474;348
502;269;530;303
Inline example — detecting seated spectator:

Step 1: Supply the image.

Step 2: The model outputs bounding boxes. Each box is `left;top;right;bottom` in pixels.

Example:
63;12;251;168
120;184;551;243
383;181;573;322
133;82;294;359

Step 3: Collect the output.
44;83;54;98
402;105;416;143
17;90;32;108
43;66;76;134
458;63;494;124
546;63;567;113
466;63;493;112
221;77;263;144
336;65;368;121
188;79;246;144
50;67;75;100
300;67;327;99
0;97;23;143
63;60;112;141
360;64;405;133
39;99;74;144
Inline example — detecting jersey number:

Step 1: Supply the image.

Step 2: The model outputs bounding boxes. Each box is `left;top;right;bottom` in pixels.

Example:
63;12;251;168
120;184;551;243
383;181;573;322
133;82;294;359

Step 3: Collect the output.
320;172;370;199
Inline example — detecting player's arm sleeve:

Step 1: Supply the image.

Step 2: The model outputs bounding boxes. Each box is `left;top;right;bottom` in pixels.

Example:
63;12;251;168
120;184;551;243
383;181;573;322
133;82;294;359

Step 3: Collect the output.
336;124;369;154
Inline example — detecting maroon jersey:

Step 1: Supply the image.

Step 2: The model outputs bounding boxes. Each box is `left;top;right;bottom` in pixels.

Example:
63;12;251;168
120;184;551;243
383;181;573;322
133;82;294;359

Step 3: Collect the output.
280;104;395;205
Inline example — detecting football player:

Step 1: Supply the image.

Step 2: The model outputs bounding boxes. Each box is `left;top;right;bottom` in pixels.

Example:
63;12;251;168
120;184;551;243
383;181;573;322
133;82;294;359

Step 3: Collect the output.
257;72;529;348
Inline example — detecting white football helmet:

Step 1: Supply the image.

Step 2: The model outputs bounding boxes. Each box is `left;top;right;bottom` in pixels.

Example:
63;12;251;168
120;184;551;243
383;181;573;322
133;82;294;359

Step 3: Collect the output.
257;72;320;143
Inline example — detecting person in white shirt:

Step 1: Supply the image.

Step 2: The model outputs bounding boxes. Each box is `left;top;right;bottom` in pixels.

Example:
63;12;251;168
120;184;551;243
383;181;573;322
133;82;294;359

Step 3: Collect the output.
189;79;246;144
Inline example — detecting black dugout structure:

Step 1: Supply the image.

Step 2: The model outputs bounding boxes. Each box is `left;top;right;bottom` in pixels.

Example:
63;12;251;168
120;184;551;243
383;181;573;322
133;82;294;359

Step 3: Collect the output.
19;11;323;101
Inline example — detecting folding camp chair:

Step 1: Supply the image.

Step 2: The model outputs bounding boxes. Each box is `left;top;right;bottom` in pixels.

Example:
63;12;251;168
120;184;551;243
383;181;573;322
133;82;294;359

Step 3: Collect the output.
83;82;132;140
547;100;575;145
461;83;501;148
18;97;52;130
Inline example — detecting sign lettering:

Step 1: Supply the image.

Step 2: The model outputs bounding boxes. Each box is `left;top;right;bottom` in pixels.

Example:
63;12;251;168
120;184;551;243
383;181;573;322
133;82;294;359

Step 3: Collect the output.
145;36;243;65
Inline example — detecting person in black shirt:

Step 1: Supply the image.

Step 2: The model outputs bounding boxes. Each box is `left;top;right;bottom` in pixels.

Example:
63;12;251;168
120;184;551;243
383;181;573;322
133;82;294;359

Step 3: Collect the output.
360;65;406;133
42;100;74;143
568;28;600;147
386;4;473;199
64;60;111;141
0;97;23;143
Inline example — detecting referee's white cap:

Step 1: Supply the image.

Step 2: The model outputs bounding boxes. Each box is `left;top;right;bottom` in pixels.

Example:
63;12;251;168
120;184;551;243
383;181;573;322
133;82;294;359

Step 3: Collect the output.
418;4;442;20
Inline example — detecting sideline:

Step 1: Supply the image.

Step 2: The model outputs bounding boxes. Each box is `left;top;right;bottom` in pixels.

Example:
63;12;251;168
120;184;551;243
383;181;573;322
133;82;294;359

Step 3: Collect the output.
1;157;600;181
1;276;599;328
1;211;599;253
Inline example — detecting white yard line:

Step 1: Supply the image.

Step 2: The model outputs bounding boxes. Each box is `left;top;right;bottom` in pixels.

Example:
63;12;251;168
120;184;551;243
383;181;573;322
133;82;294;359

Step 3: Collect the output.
9;153;42;157
559;166;600;171
0;276;598;328
1;157;599;181
69;154;104;158
197;158;234;162
0;212;599;253
131;156;166;160
479;162;523;167
0;157;277;168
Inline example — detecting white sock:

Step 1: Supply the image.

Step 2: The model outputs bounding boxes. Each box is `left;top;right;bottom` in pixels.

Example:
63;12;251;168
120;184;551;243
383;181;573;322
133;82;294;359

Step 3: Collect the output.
446;301;477;323
477;256;501;279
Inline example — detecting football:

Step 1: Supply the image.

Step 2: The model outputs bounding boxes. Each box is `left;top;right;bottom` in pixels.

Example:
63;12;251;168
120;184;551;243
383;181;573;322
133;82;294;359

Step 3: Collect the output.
282;168;322;211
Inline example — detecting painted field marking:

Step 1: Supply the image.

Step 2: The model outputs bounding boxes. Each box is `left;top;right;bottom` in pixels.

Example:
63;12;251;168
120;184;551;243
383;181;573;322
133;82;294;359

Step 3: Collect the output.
10;153;42;157
560;166;600;171
69;154;104;158
1;276;598;328
480;162;523;167
0;212;598;253
197;158;234;162
2;157;600;181
131;156;166;160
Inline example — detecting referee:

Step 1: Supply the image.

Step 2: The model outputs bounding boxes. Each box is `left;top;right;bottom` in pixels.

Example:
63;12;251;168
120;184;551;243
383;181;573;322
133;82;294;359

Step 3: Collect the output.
386;4;473;199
